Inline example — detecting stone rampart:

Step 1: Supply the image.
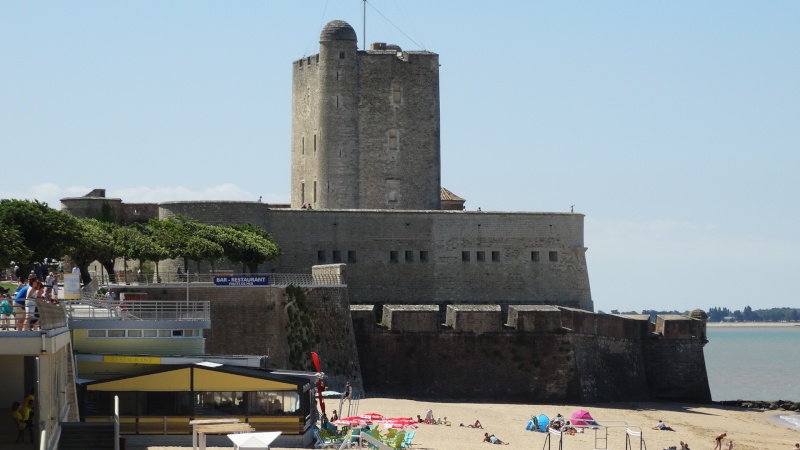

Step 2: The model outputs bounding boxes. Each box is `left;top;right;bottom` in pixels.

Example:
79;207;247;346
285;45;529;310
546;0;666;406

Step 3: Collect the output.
354;305;710;402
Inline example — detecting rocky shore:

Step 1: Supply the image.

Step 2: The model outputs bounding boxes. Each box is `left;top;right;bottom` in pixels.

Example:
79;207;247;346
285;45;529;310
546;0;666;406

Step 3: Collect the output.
717;399;800;411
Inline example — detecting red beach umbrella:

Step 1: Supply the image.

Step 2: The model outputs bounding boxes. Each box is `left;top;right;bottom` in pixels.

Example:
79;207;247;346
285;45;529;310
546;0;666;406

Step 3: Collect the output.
361;412;385;421
333;416;372;427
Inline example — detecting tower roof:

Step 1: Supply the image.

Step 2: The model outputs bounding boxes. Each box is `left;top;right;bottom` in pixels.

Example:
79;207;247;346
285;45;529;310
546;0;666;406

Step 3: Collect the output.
320;20;357;42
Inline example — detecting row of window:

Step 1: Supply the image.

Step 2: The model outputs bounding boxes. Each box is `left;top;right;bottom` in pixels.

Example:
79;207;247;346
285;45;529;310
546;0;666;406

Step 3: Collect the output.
86;329;203;338
316;250;560;264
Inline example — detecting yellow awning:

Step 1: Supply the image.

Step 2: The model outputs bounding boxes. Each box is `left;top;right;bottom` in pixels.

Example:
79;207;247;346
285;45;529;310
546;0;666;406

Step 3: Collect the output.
193;367;297;391
87;368;191;392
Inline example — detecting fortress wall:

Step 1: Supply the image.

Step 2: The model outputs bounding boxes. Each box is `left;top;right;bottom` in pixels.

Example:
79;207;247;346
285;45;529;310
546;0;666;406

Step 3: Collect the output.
382;305;439;332
507;305;562;332
350;305;376;333
445;305;502;334
61;197;123;222
148;203;593;311
643;338;711;401
312;263;347;284
120;203;159;223
354;306;710;402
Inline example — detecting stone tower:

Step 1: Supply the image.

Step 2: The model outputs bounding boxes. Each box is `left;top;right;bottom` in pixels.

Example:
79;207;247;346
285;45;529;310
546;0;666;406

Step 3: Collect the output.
291;20;441;210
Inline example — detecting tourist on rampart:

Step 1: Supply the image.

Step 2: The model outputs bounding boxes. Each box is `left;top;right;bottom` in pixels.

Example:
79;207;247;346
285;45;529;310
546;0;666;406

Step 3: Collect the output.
25;279;43;331
14;276;34;330
1;293;13;330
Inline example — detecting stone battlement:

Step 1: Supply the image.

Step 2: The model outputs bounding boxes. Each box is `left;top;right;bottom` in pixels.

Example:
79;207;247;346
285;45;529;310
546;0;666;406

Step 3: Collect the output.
355;304;706;341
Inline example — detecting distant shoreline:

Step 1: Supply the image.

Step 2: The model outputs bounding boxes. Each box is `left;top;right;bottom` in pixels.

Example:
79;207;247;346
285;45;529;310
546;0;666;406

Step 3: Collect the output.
706;322;799;327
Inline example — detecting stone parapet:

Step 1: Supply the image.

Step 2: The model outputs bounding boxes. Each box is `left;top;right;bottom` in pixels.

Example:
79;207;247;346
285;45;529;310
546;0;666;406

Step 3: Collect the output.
382;305;439;332
445;304;502;334
507;305;561;332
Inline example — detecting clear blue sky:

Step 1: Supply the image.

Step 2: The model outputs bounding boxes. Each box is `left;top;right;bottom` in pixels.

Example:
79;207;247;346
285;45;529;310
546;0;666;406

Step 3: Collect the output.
2;1;798;314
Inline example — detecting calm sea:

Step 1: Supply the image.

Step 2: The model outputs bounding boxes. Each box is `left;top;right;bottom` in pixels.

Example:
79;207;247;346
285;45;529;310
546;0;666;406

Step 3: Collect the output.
705;325;800;402
705;325;800;431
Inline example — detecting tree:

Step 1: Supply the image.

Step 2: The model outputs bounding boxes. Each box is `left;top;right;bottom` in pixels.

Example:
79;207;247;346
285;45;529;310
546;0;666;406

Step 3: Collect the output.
69;218;116;285
115;224;169;281
0;225;31;268
223;224;279;273
0;199;76;275
149;216;222;275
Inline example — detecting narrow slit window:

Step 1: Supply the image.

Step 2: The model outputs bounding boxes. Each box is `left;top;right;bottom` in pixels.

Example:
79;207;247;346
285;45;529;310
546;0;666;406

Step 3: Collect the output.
301;183;305;204
477;251;485;262
332;250;341;262
317;250;326;263
549;251;558;262
462;251;470;262
492;251;500;262
531;251;540;262
390;251;399;263
339;51;346;59
313;181;317;203
347;251;356;263
388;130;398;149
405;250;413;263
419;251;428;262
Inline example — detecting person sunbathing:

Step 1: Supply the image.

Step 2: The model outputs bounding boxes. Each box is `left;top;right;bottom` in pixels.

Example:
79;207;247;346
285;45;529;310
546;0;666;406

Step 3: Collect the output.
652;420;675;431
468;420;483;428
483;433;509;445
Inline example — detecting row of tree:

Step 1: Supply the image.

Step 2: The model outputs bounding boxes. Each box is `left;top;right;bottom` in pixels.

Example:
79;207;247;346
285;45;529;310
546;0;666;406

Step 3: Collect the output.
0;199;279;285
603;307;800;323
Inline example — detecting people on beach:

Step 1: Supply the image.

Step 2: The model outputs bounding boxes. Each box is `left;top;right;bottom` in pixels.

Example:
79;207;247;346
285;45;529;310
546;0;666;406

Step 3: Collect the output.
467;420;483;428
727;440;733;450
483;432;508;445
561;420;577;435
343;381;352;402
330;410;338;422
652;419;675;431
713;433;727;450
424;408;434;424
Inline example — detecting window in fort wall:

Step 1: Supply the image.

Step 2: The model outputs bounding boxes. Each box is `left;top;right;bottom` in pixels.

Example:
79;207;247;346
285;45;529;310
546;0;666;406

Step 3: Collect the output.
477;251;485;262
339;51;346;59
301;183;305;204
462;251;470;262
317;250;326;263
314;134;317;152
348;250;356;263
302;137;305;154
313;181;317;203
531;251;540;262
420;251;428;262
388;129;399;150
492;251;500;262
390;251;399;263
405;251;413;263
332;250;341;263
391;82;402;105
549;251;558;262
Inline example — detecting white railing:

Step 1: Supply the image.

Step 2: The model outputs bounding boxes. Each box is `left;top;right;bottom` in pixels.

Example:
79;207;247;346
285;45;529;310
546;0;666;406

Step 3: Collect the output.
63;297;210;322
98;272;345;286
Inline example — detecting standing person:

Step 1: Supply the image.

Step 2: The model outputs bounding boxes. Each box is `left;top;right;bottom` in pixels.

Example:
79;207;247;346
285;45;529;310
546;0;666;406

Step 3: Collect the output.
45;271;54;287
25;280;43;331
727;440;733;450
714;433;727;450
343;381;352;402
14;277;34;331
71;265;80;276
0;294;13;330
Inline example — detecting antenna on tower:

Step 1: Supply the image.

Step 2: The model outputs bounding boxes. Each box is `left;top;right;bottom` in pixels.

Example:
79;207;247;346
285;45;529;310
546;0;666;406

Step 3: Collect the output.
362;0;366;50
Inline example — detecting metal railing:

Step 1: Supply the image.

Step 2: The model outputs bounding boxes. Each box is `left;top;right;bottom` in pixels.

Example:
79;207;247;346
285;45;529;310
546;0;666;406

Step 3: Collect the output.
63;296;210;322
96;272;345;286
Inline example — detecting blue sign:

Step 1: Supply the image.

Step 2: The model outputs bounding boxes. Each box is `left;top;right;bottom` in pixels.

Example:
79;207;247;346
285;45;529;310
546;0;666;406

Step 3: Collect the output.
213;276;270;286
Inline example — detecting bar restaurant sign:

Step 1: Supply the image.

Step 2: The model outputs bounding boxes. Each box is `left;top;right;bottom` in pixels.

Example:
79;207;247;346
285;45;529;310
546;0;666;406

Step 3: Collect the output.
213;275;270;286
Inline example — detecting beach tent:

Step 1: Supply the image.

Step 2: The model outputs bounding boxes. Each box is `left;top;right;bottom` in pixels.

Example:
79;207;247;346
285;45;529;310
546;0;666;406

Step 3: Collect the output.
228;431;282;449
538;414;549;432
571;409;596;426
525;415;539;431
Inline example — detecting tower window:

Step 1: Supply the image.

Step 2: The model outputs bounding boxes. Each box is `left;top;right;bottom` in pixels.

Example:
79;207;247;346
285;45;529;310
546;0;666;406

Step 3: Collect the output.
391;82;401;104
301;183;305;204
332;250;341;263
317;250;325;263
302;137;305;154
316;54;319;63
531;251;539;262
549;251;558;262
307;57;311;65
348;251;357;263
477;251;485;262
420;251;429;262
462;251;470;262
492;251;500;262
405;251;413;263
314;134;317;152
313;181;317;203
339;51;346;59
390;251;399;263
336;95;339;108
388;130;398;149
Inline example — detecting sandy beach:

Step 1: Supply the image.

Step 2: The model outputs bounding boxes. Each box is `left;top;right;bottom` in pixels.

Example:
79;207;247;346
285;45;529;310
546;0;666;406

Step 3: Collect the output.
140;398;799;450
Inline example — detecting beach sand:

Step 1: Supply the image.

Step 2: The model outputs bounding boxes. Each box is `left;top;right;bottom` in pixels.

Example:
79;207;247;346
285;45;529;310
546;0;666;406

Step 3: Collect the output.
139;398;799;450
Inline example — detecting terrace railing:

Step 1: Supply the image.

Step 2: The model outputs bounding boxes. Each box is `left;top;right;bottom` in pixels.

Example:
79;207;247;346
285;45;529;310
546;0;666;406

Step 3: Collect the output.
97;272;345;286
63;295;210;322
